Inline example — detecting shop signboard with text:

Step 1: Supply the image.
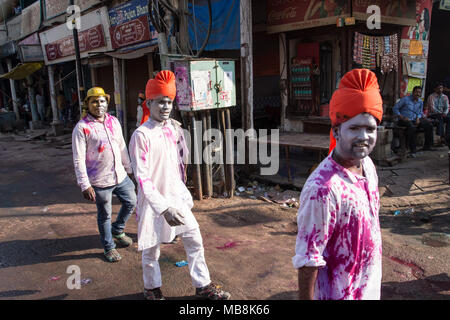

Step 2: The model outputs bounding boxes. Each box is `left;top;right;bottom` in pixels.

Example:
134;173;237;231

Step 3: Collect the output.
108;0;158;50
266;0;350;34
39;6;113;65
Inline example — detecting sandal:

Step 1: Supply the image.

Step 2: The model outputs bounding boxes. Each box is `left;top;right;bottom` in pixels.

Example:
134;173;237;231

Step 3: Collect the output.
104;249;122;262
113;232;133;247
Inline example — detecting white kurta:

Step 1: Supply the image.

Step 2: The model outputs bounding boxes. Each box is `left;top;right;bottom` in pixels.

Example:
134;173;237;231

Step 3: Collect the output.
129;118;199;251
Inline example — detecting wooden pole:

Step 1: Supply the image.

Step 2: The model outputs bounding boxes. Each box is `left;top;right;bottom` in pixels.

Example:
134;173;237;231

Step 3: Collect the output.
121;59;128;141
240;0;254;133
190;112;203;200
112;57;122;125
201;111;212;198
225;108;235;197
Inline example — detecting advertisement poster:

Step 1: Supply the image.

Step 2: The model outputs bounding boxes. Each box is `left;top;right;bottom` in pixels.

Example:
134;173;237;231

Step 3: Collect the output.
399;0;433;97
266;0;350;33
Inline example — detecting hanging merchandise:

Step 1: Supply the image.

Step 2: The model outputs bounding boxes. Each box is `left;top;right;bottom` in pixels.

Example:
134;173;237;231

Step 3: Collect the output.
381;34;398;74
353;32;363;65
353;32;398;73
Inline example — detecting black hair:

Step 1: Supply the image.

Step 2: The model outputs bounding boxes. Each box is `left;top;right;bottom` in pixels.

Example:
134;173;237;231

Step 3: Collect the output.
412;86;422;93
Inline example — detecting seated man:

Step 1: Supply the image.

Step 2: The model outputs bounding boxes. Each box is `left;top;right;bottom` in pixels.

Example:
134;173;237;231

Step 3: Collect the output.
426;83;450;147
393;86;435;157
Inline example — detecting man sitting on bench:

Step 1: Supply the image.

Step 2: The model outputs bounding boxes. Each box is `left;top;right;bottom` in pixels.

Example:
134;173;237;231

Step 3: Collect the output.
393;86;435;158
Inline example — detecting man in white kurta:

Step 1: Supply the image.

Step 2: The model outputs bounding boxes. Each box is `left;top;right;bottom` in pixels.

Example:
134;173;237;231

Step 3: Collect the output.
129;70;230;300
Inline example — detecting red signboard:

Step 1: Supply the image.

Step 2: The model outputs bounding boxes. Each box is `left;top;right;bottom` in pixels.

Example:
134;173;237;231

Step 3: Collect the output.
109;15;151;49
266;0;350;33
45;25;106;61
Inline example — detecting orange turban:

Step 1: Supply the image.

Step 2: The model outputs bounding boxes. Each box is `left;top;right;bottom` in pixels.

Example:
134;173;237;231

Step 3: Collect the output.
145;70;176;101
328;69;383;154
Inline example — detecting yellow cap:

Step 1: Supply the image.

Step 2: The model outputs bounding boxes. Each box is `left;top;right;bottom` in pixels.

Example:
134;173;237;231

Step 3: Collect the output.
84;87;110;105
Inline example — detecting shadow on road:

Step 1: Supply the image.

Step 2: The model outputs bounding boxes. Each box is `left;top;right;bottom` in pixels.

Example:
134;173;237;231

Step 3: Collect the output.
0;235;106;268
382;273;450;300
0;289;40;298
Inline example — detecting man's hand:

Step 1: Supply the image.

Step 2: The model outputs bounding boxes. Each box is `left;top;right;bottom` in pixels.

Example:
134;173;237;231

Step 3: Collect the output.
415;118;420;125
161;207;185;226
82;187;96;202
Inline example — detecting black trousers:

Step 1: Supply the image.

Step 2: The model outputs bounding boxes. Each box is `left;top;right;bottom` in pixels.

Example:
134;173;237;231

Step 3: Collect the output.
397;118;434;153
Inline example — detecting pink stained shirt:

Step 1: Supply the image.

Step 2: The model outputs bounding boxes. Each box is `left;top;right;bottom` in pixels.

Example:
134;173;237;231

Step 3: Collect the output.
72;113;132;191
292;152;382;300
129;118;198;251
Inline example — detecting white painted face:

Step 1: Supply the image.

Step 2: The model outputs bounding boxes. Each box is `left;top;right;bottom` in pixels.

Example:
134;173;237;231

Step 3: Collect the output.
148;95;173;122
88;96;108;118
333;113;378;161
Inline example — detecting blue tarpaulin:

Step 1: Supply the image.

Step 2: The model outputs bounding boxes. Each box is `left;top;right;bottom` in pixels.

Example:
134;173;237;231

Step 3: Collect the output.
188;0;240;51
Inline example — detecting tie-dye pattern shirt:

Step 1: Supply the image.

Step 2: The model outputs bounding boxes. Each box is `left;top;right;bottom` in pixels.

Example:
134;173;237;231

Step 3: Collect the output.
292;153;382;300
72;113;132;191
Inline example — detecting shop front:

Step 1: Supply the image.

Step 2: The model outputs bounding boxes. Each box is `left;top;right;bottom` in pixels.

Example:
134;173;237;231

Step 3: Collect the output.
39;5;114;127
261;0;421;179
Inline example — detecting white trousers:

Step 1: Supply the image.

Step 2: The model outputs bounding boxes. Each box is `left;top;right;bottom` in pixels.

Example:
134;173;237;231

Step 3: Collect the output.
142;227;211;289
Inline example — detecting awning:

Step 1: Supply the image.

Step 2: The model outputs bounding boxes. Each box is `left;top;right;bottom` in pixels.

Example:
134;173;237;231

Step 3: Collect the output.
0;62;44;80
105;44;158;60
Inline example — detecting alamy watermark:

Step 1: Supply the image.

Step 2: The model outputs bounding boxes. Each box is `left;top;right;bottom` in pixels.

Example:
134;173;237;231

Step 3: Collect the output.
66;5;81;30
366;5;381;30
181;121;279;176
66;265;81;290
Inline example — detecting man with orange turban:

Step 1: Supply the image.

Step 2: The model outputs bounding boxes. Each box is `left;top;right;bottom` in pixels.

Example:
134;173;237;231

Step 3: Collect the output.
129;70;230;300
293;69;383;300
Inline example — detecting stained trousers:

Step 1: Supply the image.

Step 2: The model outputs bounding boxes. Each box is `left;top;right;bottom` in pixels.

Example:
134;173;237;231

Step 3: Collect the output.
142;227;211;290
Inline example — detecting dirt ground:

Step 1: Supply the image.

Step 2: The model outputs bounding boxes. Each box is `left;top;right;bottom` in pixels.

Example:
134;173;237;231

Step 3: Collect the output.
0;131;448;300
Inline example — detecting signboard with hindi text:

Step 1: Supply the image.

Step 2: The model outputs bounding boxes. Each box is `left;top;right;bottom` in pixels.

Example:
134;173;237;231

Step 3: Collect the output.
108;0;157;50
39;6;113;65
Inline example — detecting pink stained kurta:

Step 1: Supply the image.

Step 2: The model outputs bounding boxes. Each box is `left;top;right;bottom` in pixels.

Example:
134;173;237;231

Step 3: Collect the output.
129;118;199;251
72;113;132;191
292;153;382;300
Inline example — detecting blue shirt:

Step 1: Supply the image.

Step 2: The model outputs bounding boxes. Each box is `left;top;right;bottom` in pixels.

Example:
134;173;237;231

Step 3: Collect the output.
393;96;424;122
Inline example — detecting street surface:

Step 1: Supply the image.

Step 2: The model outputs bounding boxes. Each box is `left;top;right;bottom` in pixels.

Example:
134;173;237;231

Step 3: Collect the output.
0;132;448;300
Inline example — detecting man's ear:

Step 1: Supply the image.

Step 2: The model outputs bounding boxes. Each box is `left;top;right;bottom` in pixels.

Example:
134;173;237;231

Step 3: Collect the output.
146;99;152;108
332;126;339;140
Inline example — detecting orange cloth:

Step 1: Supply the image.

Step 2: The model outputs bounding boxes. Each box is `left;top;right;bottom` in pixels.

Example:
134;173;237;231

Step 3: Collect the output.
140;101;150;125
145;70;176;101
328;69;383;154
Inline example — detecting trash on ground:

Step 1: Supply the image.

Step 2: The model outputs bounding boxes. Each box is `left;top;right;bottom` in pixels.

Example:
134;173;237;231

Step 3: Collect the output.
393;208;414;216
49;276;60;281
237;186;246;192
175;260;188;267
81;278;92;286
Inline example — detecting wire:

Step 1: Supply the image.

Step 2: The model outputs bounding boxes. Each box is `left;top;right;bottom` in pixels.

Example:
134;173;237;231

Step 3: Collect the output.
148;0;163;33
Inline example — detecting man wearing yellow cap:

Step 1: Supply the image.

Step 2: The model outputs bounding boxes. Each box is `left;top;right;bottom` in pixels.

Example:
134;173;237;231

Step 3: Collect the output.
72;87;136;263
129;71;230;300
293;69;383;300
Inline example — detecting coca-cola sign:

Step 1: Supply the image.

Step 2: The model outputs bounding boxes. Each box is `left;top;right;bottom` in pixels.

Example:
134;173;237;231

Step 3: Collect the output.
266;0;350;33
